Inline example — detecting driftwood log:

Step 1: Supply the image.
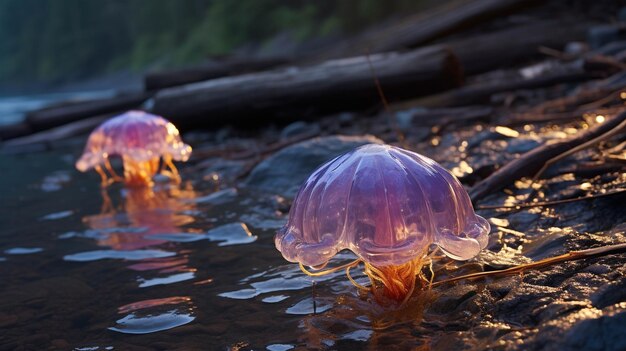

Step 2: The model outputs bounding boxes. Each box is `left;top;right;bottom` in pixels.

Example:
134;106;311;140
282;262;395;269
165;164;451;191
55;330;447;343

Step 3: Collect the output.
2;115;108;149
151;46;463;126
25;92;151;133
144;56;291;91
152;18;590;127
0;122;31;141
320;0;540;58
407;71;598;108
449;19;590;75
469;111;626;201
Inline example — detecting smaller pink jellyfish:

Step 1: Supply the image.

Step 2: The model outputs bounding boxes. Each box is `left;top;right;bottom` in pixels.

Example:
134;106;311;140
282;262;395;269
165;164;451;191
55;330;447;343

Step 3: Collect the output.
76;110;192;187
275;144;490;304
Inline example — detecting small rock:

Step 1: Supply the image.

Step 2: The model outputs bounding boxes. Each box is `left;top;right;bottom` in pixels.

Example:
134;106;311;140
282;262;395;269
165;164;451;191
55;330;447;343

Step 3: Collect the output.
280;121;320;140
215;127;232;143
588;25;621;49
191;188;237;205
394;108;421;132
201;158;247;181
338;112;354;126
467;130;499;148
564;41;589;55
245;135;383;197
508;211;540;230
506;138;540;154
564;308;626;351
591;279;626;309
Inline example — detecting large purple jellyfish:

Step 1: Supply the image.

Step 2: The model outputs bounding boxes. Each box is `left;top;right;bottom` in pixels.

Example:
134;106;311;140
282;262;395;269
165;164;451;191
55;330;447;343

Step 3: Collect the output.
275;144;489;303
76;111;192;187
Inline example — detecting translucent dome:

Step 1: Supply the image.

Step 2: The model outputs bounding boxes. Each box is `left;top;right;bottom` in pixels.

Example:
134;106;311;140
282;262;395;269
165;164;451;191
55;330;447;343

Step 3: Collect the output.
76;110;191;172
275;144;490;268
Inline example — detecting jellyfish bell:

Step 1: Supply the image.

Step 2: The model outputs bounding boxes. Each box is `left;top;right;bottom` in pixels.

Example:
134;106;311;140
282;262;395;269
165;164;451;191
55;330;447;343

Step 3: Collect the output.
275;144;490;304
76;110;192;187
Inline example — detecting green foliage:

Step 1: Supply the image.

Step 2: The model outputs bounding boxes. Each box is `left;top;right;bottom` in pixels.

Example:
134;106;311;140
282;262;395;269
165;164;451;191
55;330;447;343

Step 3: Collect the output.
0;0;426;85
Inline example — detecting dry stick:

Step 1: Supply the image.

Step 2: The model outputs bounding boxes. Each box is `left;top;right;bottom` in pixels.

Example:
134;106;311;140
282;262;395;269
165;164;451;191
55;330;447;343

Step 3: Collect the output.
432;242;626;287
525;117;626;201
506;106;623;125
578;89;623;111
476;188;626;210
470;111;626;202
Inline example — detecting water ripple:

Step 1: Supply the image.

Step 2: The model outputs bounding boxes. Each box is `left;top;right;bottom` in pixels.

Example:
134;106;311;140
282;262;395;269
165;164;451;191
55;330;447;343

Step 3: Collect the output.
189;187;237;205
266;344;295;351
206;222;257;246
138;272;195;288
64;249;175;262
146;233;206;242
286;297;333;315
220;255;356;300
40;210;74;220
109;309;195;334
110;296;196;335
5;247;43;255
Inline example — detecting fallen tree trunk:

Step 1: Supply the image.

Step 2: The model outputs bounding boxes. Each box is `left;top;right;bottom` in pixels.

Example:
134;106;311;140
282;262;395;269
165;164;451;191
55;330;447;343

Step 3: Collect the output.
407;70;599;108
2;115;108;149
0;122;31;141
25;92;151;133
151;46;463;126
145;56;291;91
449;19;591;75
469;111;626;201
320;0;540;58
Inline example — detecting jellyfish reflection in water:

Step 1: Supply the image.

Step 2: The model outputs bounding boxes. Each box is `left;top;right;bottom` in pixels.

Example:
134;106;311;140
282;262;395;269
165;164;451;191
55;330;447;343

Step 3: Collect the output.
275;144;490;305
86;185;198;252
76;110;192;187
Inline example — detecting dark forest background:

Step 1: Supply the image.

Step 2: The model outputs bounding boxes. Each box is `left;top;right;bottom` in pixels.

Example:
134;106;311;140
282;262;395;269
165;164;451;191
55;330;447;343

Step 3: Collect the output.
0;0;431;87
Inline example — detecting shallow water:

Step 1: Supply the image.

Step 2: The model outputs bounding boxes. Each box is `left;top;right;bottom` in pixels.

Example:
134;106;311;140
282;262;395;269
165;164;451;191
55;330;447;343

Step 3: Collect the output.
1;150;410;350
1;130;624;350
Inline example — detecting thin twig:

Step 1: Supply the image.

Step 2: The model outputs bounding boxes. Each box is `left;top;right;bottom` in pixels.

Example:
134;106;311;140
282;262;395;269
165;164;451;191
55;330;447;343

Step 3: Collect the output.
526;117;626;201
433;242;626;287
365;49;406;146
476;188;626;210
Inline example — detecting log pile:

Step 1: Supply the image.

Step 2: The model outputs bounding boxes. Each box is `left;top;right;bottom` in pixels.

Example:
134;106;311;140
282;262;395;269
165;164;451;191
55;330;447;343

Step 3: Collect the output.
1;0;623;150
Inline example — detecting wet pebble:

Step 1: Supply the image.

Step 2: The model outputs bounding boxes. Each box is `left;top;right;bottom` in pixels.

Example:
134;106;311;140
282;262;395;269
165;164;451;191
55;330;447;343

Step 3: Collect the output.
200;158;247;181
190;187;237;205
591;279;626;309
508;211;540;230
588;25;621;49
280;121;320;140
564;308;626;351
505;138;540;154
